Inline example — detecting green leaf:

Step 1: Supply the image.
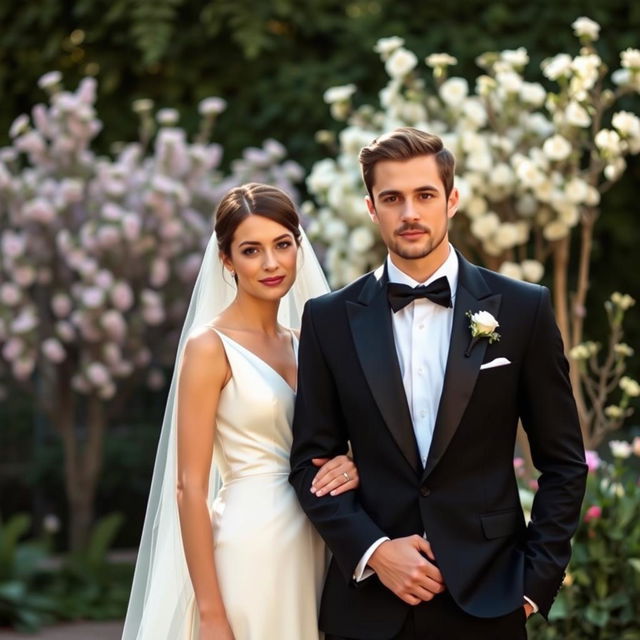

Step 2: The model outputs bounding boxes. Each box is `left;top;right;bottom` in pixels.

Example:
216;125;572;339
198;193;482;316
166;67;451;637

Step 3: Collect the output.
629;558;640;573
585;605;610;628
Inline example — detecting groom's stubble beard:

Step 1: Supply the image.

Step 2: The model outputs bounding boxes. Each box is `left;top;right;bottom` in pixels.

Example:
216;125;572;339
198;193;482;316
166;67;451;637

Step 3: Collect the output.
387;213;449;261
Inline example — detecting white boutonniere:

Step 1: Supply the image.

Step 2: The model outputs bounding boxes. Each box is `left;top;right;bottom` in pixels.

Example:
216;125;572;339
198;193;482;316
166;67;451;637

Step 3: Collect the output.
465;310;500;357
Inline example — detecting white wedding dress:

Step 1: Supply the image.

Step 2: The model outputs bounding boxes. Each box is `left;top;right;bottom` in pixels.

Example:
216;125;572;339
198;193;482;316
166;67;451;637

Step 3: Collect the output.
204;328;325;640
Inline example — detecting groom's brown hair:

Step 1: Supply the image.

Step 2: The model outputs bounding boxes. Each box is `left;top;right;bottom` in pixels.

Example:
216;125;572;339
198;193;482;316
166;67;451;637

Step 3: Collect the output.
359;127;455;202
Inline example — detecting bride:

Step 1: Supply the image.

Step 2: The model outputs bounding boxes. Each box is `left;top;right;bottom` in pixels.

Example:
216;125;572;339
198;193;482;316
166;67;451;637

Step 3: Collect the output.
122;183;359;639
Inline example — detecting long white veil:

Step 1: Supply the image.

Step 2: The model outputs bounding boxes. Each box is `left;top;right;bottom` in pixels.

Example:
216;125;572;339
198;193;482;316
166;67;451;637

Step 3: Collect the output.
122;227;330;639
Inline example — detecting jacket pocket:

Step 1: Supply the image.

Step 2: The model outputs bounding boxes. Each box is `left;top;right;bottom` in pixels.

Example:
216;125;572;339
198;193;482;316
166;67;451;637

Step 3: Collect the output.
480;508;522;539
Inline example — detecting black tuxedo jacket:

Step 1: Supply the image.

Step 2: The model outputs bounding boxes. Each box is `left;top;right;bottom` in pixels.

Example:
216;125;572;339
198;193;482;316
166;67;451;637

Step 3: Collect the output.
289;252;587;639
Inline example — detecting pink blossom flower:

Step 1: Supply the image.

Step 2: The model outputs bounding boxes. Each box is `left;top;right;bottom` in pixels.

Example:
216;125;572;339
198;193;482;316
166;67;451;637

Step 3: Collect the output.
13;265;37;287
23;197;56;224
77;77;97;104
60;178;84;203
160;219;182;240
143;306;165;325
585;450;601;472
95;269;114;290
135;348;151;367
9;114;30;138
101;310;127;342
150;258;170;287
42;338;66;363
2;231;26;258
2;337;24;361
32;104;51;136
147;369;166;390
86;362;110;387
103;343;121;366
198;97;227;116
13;357;35;381
82;286;105;309
584;505;602;523
122;214;142;241
110;282;134;311
55;321;75;342
0;283;21;306
16;131;46;158
12;309;38;333
102;203;123;221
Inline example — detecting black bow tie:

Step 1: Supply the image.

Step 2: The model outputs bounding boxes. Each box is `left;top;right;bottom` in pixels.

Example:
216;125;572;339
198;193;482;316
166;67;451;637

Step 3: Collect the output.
387;277;452;312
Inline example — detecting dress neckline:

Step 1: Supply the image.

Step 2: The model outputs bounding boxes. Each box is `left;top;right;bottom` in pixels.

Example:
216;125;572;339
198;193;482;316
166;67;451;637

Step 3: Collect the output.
209;327;298;394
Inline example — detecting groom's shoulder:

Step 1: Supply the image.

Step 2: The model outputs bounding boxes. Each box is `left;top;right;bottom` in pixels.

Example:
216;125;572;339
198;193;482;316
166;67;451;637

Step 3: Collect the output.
308;270;374;310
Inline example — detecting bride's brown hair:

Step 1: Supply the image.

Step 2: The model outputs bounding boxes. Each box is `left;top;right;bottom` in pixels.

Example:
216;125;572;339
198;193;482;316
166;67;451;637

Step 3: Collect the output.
214;183;301;258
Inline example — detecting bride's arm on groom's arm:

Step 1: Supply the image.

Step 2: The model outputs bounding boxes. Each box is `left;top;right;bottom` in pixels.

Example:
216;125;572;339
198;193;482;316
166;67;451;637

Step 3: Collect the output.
176;328;235;640
289;300;387;581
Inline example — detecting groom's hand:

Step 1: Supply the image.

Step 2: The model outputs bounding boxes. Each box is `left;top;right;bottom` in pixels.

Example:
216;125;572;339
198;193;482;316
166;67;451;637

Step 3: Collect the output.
367;535;446;605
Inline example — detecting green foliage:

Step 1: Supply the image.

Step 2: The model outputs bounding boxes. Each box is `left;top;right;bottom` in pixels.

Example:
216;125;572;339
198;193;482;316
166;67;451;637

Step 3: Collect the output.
0;514;57;632
527;454;640;639
49;513;133;620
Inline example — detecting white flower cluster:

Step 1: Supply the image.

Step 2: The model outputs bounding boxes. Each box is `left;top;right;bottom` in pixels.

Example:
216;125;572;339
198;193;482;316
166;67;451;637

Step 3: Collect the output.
305;18;640;287
0;75;303;397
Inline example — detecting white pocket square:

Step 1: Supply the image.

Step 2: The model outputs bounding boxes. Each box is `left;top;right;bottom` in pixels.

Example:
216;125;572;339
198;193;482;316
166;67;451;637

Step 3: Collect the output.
480;357;512;370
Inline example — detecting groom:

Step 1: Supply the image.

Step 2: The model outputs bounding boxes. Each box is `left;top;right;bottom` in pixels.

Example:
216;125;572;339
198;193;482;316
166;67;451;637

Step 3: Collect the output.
289;127;587;639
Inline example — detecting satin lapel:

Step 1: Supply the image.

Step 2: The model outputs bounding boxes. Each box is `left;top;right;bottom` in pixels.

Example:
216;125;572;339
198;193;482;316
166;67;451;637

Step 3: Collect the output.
422;256;502;480
347;268;420;473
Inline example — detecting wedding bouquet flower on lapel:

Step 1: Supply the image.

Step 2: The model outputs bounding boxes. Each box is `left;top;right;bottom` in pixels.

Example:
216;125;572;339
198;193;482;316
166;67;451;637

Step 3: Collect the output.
465;310;500;357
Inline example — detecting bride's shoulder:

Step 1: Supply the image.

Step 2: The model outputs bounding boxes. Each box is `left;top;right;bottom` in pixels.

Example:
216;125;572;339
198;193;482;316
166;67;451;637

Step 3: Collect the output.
183;324;227;363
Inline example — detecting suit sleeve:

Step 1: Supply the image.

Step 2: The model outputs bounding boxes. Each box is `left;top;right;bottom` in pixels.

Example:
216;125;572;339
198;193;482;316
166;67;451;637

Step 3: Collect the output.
519;286;588;618
289;299;387;582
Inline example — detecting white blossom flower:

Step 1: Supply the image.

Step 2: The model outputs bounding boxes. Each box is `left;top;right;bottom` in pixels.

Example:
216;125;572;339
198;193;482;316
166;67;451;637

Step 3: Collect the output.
110;282;134;311
323;84;357;104
440;78;469;107
542;54;573;80
349;226;375;252
12;309;38;334
385;48;418;78
565;101;591;127
499;261;523;280
609;439;632;458
542;135;572;161
604;157;626;180
611;291;635;309
519;82;546;106
543;220;570;241
501;47;529;68
425;52;457;68
614;343;634;357
521;260;544;283
564;177;589;204
102;310;127;342
157;108;179;125
494;223;520;250
23;198;56;224
620;376;640;397
572;17;600;41
465;196;487;219
375;36;405;57
132;98;154;114
612;68;632;86
612;111;640;138
594;129;620;154
621;48;640;70
496;70;523;94
470;213;500;240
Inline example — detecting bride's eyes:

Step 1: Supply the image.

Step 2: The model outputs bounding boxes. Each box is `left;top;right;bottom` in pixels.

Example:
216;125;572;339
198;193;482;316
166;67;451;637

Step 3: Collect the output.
276;240;293;249
241;247;258;256
241;240;292;256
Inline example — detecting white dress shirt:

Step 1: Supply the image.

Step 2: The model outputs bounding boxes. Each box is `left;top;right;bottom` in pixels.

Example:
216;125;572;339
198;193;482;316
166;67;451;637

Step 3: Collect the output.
351;248;538;613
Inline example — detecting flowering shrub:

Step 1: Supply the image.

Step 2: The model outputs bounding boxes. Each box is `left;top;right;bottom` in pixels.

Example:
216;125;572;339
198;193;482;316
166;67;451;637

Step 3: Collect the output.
0;73;303;548
519;439;640;639
306;17;640;448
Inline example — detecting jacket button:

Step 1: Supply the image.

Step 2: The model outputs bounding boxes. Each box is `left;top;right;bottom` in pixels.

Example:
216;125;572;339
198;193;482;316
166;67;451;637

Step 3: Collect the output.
420;486;431;497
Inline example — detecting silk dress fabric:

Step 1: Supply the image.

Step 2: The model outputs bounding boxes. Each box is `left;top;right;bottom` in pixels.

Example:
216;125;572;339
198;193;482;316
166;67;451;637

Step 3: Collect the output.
199;328;326;640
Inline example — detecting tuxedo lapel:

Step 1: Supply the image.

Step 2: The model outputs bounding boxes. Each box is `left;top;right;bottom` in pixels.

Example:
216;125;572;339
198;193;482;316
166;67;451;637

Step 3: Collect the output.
347;266;420;473
423;254;502;480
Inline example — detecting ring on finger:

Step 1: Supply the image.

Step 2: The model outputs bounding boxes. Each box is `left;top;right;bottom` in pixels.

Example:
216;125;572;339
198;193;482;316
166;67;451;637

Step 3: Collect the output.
342;471;350;482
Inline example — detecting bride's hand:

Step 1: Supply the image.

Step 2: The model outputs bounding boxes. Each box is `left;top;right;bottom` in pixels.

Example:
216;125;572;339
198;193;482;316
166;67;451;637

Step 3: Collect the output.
199;616;235;640
310;455;359;497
